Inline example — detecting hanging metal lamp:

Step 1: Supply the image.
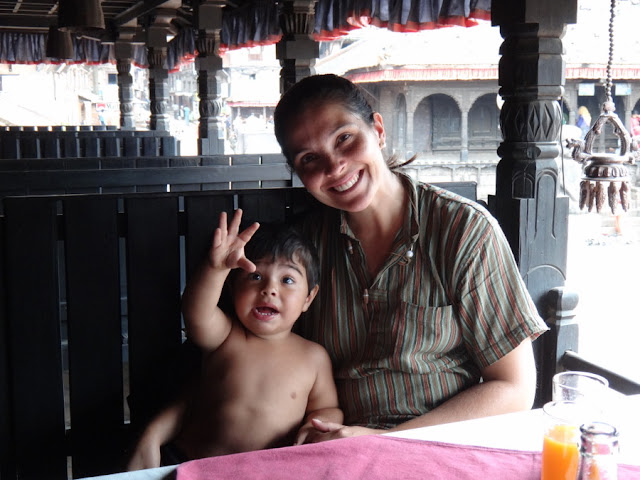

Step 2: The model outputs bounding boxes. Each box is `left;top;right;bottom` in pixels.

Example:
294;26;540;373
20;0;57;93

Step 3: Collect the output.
58;0;105;33
566;0;640;214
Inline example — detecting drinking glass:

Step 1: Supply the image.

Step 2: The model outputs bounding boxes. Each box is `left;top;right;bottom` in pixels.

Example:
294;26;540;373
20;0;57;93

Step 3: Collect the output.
541;400;599;480
552;371;609;403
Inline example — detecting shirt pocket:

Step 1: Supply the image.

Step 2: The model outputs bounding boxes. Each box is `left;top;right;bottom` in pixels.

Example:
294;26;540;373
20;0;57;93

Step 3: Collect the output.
367;300;464;374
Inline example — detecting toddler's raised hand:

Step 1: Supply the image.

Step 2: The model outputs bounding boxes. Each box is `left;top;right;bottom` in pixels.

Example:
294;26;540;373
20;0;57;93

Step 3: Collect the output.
210;209;260;272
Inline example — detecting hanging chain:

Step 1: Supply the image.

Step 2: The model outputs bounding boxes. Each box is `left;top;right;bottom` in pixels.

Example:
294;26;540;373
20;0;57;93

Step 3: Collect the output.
604;0;616;103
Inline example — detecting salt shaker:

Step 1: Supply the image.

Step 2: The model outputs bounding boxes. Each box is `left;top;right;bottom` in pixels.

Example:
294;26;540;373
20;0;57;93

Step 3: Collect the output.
577;422;619;480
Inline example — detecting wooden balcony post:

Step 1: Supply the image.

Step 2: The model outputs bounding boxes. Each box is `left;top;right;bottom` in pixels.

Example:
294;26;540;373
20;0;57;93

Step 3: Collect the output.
195;0;226;155
460;109;469;162
489;0;577;314
276;0;319;94
115;22;141;130
541;286;580;403
146;8;176;132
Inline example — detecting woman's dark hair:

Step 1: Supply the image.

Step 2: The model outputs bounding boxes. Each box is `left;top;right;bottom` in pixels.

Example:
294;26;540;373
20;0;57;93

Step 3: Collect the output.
274;74;374;164
273;73;415;169
241;222;320;293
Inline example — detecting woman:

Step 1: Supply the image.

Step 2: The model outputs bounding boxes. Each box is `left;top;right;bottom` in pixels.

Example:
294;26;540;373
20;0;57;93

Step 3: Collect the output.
273;74;547;440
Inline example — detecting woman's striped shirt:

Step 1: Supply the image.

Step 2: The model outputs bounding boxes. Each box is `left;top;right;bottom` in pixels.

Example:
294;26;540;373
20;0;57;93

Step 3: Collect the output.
296;174;548;428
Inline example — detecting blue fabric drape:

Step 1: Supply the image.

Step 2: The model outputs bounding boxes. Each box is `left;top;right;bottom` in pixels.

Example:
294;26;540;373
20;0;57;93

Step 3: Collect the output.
220;0;281;53
0;0;490;66
167;28;196;71
0;31;113;64
314;0;490;38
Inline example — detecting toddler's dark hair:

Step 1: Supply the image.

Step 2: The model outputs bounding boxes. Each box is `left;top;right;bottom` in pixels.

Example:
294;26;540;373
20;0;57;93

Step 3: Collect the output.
243;222;319;293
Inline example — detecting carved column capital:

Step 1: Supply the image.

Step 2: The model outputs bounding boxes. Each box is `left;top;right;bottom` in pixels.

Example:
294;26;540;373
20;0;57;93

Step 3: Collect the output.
276;0;319;93
279;0;317;37
196;31;219;57
116;58;131;76
147;47;167;69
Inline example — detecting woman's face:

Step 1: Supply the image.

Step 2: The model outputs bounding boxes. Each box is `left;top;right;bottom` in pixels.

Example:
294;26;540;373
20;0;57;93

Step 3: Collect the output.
284;101;387;213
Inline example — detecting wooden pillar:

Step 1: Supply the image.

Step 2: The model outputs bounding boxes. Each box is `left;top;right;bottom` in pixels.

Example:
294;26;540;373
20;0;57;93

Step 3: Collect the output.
406;91;416;156
195;0;226;155
146;9;175;132
489;0;578;313
114;22;140;130
276;0;319;94
541;287;579;404
460;109;469;162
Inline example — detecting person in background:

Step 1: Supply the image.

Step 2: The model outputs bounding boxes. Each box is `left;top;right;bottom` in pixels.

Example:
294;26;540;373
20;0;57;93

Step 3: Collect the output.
127;213;342;469
576;105;592;138
272;74;548;440
630;110;640;138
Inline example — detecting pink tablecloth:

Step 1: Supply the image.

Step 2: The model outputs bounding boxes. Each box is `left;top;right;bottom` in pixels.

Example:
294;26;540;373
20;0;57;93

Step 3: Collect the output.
176;434;640;480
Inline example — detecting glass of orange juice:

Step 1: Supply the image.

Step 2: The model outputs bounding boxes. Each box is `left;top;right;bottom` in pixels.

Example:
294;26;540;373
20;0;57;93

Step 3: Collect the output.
541;401;597;480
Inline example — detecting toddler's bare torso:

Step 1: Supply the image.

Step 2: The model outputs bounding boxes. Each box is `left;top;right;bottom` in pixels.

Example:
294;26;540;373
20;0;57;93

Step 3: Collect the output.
174;323;321;459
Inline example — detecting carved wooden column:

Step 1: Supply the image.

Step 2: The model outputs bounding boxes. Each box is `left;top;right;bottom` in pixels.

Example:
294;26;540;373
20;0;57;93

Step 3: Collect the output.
490;0;578;312
195;0;226;155
276;0;319;94
460;109;469;162
114;23;139;130
406;92;416;156
539;287;580;404
146;9;175;132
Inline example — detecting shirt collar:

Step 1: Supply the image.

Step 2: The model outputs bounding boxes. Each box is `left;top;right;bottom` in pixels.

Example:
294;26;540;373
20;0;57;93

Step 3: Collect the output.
338;171;420;246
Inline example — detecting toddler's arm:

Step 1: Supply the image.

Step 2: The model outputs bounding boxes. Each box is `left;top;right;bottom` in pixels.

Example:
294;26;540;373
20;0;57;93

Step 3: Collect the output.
182;209;259;350
126;397;187;471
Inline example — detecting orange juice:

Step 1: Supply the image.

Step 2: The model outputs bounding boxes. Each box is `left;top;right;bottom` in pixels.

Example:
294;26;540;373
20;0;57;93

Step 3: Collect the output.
541;424;580;480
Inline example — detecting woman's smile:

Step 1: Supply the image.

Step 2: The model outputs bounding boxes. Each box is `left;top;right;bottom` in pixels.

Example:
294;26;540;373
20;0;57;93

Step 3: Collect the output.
332;171;361;193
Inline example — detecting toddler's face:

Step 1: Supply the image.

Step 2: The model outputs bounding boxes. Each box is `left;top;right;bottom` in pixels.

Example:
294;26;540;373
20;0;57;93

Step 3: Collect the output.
232;255;318;340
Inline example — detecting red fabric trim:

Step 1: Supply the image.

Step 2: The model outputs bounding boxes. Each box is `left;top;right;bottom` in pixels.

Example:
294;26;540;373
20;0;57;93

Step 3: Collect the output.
314;14;485;40
346;67;499;83
346;14;372;29
345;66;640;84
470;9;491;21
227;100;277;107
566;67;640;80
218;34;282;57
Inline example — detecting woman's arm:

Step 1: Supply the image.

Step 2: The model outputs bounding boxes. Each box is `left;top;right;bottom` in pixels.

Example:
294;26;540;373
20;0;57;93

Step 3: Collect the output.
306;337;537;440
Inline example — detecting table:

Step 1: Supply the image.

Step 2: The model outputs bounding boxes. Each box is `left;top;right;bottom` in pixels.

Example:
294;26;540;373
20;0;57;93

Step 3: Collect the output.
81;394;640;479
387;392;640;465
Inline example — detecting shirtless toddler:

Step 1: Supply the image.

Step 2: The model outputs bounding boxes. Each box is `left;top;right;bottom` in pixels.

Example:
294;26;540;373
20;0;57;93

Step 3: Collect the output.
127;209;342;469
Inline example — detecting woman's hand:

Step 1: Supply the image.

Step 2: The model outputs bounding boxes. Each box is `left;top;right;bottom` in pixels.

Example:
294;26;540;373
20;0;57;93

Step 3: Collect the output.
296;418;386;444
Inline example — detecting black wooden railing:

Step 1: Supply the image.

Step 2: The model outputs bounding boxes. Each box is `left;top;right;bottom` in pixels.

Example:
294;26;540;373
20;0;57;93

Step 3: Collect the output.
0;126;178;159
0;143;636;480
0;179;477;480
